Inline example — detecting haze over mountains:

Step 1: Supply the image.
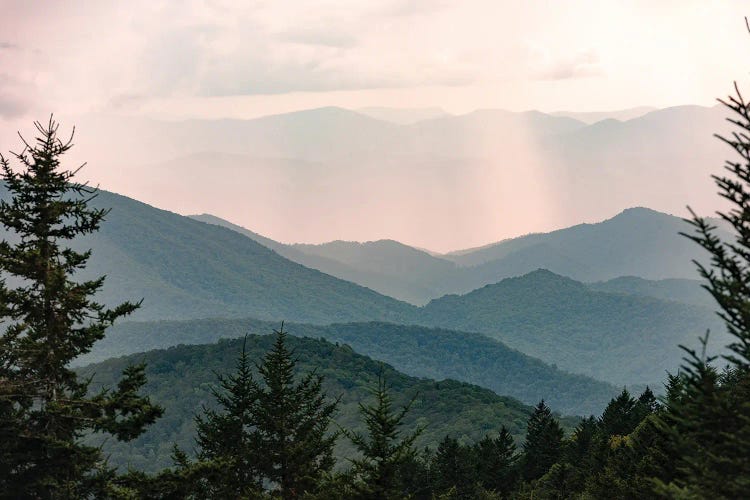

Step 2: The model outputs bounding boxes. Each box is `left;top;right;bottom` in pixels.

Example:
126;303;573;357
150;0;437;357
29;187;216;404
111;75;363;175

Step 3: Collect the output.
60;103;729;252
194;206;723;305
4;102;729;434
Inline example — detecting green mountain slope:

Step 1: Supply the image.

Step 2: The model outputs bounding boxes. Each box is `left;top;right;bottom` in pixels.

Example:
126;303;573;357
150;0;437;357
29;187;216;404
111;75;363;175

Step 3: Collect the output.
80;319;616;415
57;189;416;323
79;335;559;473
417;270;726;386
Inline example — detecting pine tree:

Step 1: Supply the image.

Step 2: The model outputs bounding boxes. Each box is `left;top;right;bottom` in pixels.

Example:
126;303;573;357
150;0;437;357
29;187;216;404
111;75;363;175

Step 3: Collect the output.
192;335;264;498
343;369;423;500
254;324;339;499
474;427;517;496
0;118;162;497
520;400;564;481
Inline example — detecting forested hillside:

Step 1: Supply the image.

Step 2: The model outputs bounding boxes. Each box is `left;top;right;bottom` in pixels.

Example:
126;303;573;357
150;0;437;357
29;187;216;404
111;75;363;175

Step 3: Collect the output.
80;319;616;415
79;334;563;472
418;269;725;385
24;188;417;323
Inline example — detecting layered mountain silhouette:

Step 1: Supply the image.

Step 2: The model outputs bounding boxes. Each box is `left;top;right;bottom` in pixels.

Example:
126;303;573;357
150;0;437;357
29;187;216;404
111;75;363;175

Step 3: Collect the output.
417;270;724;386
68;104;729;251
81;318;617;416
195;207;725;305
0;184;712;389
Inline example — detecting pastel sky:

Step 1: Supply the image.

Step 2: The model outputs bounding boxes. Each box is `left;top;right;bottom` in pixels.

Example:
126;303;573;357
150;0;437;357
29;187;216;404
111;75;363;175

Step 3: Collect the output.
1;1;749;251
1;0;748;121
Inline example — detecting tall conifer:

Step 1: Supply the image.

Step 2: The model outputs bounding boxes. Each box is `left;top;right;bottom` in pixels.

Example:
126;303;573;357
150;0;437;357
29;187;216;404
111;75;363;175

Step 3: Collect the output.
520;400;564;481
658;40;750;496
254;325;339;499
0;118;162;497
343;369;423;500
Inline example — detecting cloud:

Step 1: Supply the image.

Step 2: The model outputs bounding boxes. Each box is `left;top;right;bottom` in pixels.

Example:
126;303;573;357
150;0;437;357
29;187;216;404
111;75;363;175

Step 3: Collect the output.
377;0;451;18
529;47;604;81
0;96;29;118
0;73;33;118
277;28;358;48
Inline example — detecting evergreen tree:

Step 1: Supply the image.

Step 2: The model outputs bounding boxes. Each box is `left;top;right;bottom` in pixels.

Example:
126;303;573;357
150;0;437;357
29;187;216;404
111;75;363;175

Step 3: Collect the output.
192;335;264;498
430;435;478;499
0;118;162;497
558;416;597;493
598;389;640;438
474;427;517;496
254;324;339;499
343;369;423;500
657;68;750;497
520;400;563;481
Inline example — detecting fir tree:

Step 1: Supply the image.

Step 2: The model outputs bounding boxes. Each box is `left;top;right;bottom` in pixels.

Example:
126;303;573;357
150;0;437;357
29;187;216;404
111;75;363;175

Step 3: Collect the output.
598;389;640;438
431;435;478;499
343;369;423;500
520;400;564;481
0;118;162;497
192;335;264;498
254;324;339;499
474;427;517;496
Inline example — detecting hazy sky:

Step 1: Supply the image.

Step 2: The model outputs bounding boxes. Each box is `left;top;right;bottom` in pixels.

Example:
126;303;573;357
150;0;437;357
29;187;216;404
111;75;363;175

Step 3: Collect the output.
1;1;749;251
1;0;748;121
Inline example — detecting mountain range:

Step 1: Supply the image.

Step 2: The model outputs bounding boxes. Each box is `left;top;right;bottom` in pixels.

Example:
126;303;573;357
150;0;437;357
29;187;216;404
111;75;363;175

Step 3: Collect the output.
65;104;730;251
25;186;719;388
193;207;724;306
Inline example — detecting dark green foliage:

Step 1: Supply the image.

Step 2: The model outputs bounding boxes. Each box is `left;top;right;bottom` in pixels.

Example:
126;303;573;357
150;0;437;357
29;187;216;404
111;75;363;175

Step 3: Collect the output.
343;371;422;499
430;435;478;499
254;326;339;498
473;427;517;496
648;82;750;498
518;387;663;499
191;335;264;497
0;118;162;497
520;401;564;481
83;318;617;416
79;333;543;473
598;389;642;437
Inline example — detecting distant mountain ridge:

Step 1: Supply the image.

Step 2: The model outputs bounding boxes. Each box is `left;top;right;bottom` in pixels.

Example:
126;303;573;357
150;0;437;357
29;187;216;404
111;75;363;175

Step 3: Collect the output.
69;103;728;252
14;188;417;324
193;207;724;306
